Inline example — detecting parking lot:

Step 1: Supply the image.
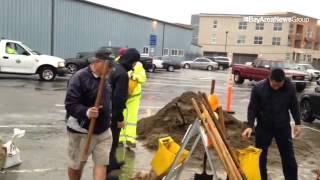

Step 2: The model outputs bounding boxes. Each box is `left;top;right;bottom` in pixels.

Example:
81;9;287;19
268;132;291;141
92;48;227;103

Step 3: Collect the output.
0;69;320;180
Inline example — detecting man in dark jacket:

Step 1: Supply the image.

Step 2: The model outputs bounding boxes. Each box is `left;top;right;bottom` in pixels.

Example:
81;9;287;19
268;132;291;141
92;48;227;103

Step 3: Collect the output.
242;68;302;180
65;50;114;180
108;48;140;171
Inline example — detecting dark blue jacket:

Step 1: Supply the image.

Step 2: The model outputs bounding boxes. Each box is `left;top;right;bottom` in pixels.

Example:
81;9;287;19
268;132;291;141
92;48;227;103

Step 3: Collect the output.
65;67;112;134
109;48;140;123
247;78;301;129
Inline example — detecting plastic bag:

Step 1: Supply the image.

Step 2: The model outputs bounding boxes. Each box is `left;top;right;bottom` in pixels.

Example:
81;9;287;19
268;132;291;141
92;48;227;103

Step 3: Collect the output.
2;128;26;169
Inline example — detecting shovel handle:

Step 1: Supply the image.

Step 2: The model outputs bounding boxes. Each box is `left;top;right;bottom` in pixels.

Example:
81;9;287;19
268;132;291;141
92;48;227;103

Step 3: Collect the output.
203;153;207;174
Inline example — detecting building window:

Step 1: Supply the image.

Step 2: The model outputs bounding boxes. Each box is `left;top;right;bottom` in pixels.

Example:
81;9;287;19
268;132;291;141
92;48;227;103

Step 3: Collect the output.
307;54;312;61
288;39;292;47
142;47;149;55
272;37;281;46
274;23;283;31
239;22;248;30
306;28;313;38
254;36;263;45
211;34;217;44
178;50;184;56
163;48;169;56
305;42;313;49
286;53;291;60
237;35;246;44
256;23;264;31
171;49;178;56
213;20;218;30
289;24;294;33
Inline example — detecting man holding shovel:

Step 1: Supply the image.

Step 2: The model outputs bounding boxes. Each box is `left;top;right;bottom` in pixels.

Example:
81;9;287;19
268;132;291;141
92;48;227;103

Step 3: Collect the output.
65;50;114;180
242;68;302;180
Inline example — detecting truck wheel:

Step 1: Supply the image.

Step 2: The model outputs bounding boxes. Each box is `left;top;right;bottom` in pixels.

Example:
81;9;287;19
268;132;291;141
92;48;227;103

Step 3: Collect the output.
296;83;306;93
167;65;175;72
39;67;56;81
183;64;190;69
234;72;244;84
148;64;156;73
207;65;213;71
300;99;315;123
66;63;78;74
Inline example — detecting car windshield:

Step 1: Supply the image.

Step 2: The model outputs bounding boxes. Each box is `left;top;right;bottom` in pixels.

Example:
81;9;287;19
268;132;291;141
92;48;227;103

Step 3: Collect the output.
303;64;315;70
22;43;41;55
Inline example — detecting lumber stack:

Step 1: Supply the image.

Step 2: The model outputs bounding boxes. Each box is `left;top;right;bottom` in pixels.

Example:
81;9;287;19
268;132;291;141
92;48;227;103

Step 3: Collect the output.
191;92;246;180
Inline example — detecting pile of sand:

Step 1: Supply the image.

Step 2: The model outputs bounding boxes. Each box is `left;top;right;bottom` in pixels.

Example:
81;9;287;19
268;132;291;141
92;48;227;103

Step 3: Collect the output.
137;91;319;166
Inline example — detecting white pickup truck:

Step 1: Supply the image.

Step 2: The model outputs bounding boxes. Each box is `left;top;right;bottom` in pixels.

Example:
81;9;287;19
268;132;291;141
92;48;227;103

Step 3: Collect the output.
0;39;67;81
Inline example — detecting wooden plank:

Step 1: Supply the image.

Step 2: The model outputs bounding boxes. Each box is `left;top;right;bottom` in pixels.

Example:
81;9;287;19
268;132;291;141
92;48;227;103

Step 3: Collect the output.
191;98;238;180
201;104;242;180
200;92;246;179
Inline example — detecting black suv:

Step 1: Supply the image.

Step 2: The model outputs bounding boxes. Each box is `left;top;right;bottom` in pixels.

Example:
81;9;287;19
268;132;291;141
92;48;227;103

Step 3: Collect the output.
206;56;231;70
140;56;154;72
66;54;153;74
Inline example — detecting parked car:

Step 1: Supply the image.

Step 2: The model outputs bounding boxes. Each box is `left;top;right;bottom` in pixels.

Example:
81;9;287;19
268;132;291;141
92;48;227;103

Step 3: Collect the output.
181;57;218;71
140;56;154;72
300;80;320;122
232;59;308;92
290;64;312;81
0;39;66;81
76;46;122;59
65;55;92;74
206;56;231;70
151;56;181;72
76;52;94;59
66;55;153;74
151;58;164;72
296;64;320;81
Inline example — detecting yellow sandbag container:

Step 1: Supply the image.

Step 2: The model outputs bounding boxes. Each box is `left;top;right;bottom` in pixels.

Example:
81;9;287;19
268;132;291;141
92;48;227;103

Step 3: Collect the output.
128;79;138;96
237;146;262;180
151;136;189;176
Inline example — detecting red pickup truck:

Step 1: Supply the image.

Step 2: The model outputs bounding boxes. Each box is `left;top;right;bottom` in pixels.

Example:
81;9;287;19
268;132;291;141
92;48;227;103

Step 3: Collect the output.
232;59;309;92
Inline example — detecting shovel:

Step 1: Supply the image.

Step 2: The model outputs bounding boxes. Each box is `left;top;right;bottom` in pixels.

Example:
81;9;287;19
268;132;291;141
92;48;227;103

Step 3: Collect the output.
194;153;213;180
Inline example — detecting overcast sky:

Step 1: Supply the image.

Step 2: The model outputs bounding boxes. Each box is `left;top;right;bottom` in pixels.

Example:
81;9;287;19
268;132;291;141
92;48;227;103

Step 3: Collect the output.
88;0;319;24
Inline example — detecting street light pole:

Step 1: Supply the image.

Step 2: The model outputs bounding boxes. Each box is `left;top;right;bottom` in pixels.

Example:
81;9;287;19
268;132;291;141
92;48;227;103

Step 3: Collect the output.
224;31;229;53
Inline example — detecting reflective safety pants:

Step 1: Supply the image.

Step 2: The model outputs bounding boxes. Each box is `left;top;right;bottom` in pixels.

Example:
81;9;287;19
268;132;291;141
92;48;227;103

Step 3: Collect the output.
119;94;141;144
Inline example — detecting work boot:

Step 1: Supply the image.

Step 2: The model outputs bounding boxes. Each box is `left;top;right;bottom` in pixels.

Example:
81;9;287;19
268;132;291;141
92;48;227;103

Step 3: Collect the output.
108;161;125;173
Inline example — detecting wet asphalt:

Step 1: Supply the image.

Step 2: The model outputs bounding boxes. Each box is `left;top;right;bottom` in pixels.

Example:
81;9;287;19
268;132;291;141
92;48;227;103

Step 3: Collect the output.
0;69;319;180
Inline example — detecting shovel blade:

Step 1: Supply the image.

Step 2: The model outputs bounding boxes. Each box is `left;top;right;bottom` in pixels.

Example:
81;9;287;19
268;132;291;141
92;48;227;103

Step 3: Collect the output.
194;173;213;180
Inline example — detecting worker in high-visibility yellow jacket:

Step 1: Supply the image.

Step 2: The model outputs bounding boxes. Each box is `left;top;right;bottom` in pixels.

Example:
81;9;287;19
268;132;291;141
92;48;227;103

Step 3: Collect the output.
6;43;16;54
119;61;146;147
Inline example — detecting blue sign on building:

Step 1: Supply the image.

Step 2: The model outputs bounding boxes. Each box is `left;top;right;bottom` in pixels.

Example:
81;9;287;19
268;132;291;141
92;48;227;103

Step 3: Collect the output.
149;34;157;46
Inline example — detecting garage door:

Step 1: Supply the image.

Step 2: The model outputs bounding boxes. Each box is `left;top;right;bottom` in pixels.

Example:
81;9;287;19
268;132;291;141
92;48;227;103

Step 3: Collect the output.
233;53;258;64
203;51;227;57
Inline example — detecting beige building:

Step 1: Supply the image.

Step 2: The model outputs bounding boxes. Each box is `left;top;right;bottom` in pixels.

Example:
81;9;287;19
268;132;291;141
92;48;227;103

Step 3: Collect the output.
191;12;320;67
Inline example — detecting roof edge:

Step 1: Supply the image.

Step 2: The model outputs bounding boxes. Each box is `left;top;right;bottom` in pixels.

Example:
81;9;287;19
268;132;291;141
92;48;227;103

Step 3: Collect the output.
78;0;192;30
